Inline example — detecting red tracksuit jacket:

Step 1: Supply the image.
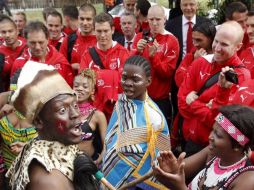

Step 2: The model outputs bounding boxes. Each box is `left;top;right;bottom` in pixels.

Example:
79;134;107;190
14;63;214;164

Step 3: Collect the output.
132;30;180;100
178;54;251;145
79;42;129;119
11;45;73;86
239;46;254;79
0;37;26;91
60;30;97;65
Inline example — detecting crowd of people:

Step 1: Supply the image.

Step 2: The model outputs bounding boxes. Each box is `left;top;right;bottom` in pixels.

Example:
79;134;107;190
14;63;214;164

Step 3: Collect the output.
0;0;254;189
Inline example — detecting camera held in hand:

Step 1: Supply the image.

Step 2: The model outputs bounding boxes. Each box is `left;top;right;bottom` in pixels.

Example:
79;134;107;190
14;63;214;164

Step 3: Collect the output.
224;70;238;84
142;30;154;43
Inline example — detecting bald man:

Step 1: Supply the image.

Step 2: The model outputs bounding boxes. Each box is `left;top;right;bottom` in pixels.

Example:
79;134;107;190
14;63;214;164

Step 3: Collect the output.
133;5;179;126
177;21;251;156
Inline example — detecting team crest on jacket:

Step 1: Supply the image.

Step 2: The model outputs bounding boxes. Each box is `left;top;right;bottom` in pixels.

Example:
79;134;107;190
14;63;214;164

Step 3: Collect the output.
97;79;104;86
109;58;119;70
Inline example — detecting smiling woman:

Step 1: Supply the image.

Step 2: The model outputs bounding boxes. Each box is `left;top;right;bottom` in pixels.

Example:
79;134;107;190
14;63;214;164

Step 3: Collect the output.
154;104;254;190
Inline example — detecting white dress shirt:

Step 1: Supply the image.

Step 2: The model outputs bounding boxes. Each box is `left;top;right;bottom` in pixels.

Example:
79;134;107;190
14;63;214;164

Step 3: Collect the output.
182;15;196;58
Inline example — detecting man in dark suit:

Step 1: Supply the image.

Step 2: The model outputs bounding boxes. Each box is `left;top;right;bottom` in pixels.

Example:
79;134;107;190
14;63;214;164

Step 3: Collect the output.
115;12;136;51
165;0;210;115
165;0;210;65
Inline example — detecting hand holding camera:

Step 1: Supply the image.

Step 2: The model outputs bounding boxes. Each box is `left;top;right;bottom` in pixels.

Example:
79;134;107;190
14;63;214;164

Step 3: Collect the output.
142;30;154;43
218;67;238;89
224;70;238;84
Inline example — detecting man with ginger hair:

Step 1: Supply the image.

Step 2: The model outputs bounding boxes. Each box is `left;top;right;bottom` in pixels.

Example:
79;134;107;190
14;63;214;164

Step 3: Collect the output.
177;21;251;156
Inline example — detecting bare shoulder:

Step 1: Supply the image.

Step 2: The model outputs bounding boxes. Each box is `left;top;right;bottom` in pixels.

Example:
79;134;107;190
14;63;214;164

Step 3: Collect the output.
94;109;106;121
27;160;74;190
230;170;254;190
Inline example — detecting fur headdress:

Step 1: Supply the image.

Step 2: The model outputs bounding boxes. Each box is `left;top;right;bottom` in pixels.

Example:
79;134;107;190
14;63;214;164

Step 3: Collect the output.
11;61;75;123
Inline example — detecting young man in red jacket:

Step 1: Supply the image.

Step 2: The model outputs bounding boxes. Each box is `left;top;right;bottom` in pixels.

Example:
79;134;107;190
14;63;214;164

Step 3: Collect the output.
177;21;251;156
239;10;254;79
11;21;73;87
46;10;66;51
60;3;97;74
0;14;26;92
132;5;180;126
80;12;129;120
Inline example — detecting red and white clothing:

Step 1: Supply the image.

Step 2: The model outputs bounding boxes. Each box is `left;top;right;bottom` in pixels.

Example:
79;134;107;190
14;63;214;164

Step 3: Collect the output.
48;32;66;51
228;78;254;107
0;37;26;91
63;26;77;36
237;32;250;56
175;52;195;87
239;46;254;78
178;54;251;145
132;30;180;100
79;41;129;120
188;156;254;190
11;45;73;86
60;30;96;65
135;20;150;33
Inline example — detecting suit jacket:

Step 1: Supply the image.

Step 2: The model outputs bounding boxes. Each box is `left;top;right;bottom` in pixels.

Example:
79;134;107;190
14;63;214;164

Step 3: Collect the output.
165;15;210;67
114;34;125;47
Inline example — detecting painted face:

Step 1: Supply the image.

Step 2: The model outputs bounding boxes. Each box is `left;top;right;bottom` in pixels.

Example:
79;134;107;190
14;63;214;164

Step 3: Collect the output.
192;31;213;51
232;11;247;30
123;0;136;13
148;7;166;35
120;15;136;38
46;15;63;40
121;64;151;100
78;10;94;35
246;16;254;44
27;30;48;59
95;22;114;49
180;0;197;20
39;94;82;145
212;27;239;64
0;21;18;46
13;14;26;32
208;122;233;158
73;75;94;103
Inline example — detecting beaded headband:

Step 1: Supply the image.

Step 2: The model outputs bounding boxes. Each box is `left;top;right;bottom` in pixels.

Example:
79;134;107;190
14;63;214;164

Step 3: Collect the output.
215;113;249;146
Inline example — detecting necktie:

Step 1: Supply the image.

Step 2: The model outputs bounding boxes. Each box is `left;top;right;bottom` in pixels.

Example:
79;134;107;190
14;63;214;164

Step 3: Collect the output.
127;41;132;51
187;21;193;53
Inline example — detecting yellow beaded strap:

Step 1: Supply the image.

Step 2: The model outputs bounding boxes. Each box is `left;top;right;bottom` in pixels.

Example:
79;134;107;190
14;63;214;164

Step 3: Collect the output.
14;110;26;120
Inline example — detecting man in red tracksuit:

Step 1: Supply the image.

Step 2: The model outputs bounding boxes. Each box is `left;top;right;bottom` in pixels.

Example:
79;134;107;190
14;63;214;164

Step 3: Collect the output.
80;12;129;120
132;5;180;126
46;11;66;51
60;3;97;74
11;21;73;87
239;10;254;79
0;15;26;92
178;21;251;156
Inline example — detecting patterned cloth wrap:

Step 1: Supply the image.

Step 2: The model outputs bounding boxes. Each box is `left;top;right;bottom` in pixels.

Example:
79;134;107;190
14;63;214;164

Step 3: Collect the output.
0;116;37;170
102;94;171;189
6;139;80;190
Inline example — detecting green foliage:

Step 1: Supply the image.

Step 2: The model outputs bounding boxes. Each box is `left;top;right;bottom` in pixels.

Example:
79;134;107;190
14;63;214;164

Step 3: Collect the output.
206;0;252;25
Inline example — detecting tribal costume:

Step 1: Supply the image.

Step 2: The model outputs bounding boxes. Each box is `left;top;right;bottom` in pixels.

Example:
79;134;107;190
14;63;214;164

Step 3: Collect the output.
0;116;37;170
6;139;80;190
102;94;170;189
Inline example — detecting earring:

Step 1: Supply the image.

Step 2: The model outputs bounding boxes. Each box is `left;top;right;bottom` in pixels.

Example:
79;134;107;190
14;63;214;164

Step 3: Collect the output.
233;147;239;152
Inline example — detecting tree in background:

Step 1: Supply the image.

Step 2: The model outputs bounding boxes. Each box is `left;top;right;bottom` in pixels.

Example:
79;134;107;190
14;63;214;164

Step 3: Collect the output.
208;0;252;24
